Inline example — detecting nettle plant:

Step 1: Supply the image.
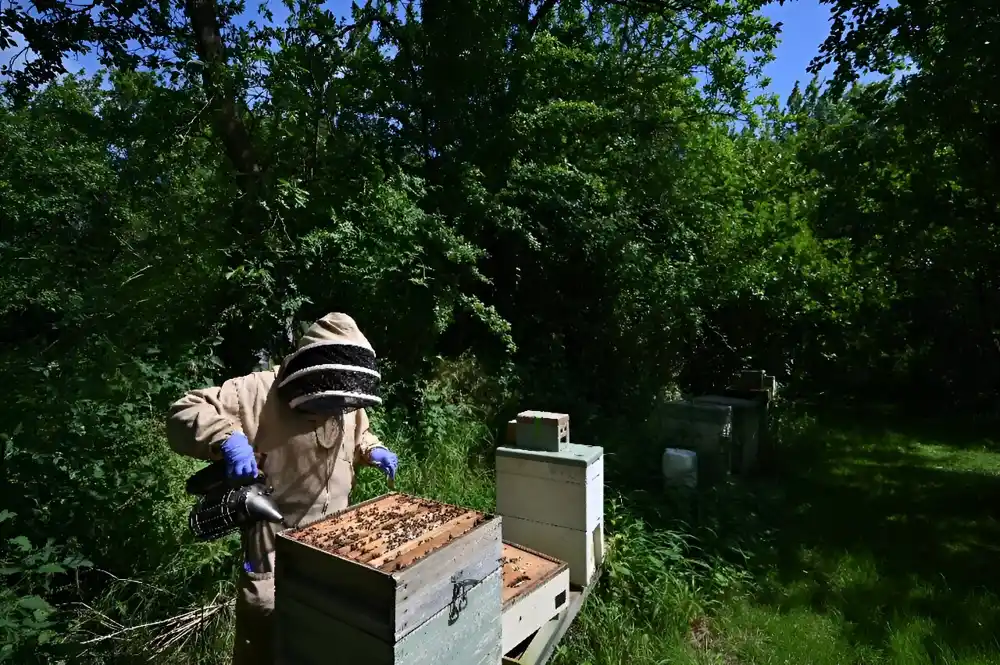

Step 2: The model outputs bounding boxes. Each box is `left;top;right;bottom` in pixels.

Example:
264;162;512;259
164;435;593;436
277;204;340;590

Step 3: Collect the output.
0;510;92;663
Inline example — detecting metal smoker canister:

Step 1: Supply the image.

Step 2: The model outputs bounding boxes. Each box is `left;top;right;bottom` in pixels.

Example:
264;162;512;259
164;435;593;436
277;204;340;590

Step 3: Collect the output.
188;484;285;542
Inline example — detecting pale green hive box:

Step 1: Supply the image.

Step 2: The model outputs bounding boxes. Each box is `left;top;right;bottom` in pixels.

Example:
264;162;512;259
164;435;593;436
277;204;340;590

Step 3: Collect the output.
495;443;605;586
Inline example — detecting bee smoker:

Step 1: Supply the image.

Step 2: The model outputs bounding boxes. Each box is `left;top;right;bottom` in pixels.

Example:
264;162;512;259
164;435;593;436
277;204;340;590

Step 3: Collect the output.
185;455;287;542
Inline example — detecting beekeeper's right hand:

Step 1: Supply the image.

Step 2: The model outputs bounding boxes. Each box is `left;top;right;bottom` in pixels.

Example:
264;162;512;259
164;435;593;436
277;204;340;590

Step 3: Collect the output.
221;432;258;480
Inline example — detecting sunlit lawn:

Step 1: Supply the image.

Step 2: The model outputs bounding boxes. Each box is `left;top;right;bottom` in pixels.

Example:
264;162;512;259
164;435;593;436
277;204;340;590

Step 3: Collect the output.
714;408;1000;665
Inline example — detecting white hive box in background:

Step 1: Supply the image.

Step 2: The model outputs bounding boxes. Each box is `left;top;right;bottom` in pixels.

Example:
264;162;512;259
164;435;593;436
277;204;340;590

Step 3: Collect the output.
661;447;698;490
514;411;570;452
500;543;570;653
274;494;503;665
496;444;604;587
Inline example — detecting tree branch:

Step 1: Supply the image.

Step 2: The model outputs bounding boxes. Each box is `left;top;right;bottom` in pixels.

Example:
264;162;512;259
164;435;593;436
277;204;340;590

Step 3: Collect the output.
527;0;560;37
182;0;260;185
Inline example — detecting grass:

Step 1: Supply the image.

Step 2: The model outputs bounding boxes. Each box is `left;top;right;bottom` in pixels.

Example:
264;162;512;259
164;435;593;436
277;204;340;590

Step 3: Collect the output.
711;407;1000;665
556;404;1000;665
57;398;1000;665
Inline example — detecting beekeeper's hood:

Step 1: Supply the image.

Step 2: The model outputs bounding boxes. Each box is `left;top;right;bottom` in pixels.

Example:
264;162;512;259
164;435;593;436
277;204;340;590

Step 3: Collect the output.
276;313;381;414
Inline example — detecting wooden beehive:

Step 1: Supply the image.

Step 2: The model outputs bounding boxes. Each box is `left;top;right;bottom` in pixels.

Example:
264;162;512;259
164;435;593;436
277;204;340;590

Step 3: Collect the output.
500;543;569;653
653;400;733;485
274;493;503;665
693;395;761;474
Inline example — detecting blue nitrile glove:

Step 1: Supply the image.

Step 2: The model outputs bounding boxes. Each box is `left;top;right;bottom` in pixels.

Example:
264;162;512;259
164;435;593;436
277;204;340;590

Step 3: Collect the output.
220;432;258;480
369;447;398;481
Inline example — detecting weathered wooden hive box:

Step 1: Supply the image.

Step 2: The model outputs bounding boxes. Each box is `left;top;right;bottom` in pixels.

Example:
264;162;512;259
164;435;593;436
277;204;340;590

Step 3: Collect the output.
693;395;761;474
500;543;569;653
734;369;778;398
652;400;733;485
274;493;503;665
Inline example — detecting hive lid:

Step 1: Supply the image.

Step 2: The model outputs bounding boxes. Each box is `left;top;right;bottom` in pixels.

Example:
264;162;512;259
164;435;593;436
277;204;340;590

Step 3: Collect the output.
496;443;603;467
693;395;759;408
657;400;733;424
516;410;569;423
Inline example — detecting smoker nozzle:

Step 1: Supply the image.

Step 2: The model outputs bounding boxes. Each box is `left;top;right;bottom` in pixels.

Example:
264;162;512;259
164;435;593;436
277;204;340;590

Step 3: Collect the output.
244;488;286;525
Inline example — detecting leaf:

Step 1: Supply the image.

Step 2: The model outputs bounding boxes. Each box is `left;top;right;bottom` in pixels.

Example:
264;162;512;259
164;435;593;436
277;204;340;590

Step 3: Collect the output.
9;535;31;552
28;612;54;627
0;510;14;523
36;563;66;575
18;595;54;613
62;556;93;569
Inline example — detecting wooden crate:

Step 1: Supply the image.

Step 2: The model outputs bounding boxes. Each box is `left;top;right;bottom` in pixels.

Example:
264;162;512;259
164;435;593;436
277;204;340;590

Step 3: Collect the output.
501;543;569;654
496;445;604;587
733;369;778;399
274;493;503;665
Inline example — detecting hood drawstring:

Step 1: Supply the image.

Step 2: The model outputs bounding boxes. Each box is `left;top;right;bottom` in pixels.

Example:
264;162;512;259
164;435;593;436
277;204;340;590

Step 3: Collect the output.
319;416;343;515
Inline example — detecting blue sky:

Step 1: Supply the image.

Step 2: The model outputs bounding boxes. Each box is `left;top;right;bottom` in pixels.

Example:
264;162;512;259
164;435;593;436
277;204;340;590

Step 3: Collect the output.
759;0;834;102
15;0;836;104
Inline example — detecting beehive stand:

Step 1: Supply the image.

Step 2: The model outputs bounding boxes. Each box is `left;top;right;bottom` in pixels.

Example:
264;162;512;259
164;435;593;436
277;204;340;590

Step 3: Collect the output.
496;439;604;588
501;543;569;654
274;493;503;665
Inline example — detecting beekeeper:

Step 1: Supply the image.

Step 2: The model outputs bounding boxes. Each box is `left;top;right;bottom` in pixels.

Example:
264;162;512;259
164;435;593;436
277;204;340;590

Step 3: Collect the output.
166;313;399;665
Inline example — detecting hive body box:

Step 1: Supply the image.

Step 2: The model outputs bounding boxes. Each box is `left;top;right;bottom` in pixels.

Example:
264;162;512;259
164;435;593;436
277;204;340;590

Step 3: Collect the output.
274;494;503;665
495;444;604;587
734;369;778;399
692;395;760;474
720;385;775;470
653;401;732;485
501;543;570;653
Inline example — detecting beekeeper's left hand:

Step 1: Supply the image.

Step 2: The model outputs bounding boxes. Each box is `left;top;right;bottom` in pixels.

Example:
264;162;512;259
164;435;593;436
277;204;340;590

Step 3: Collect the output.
369;447;398;480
